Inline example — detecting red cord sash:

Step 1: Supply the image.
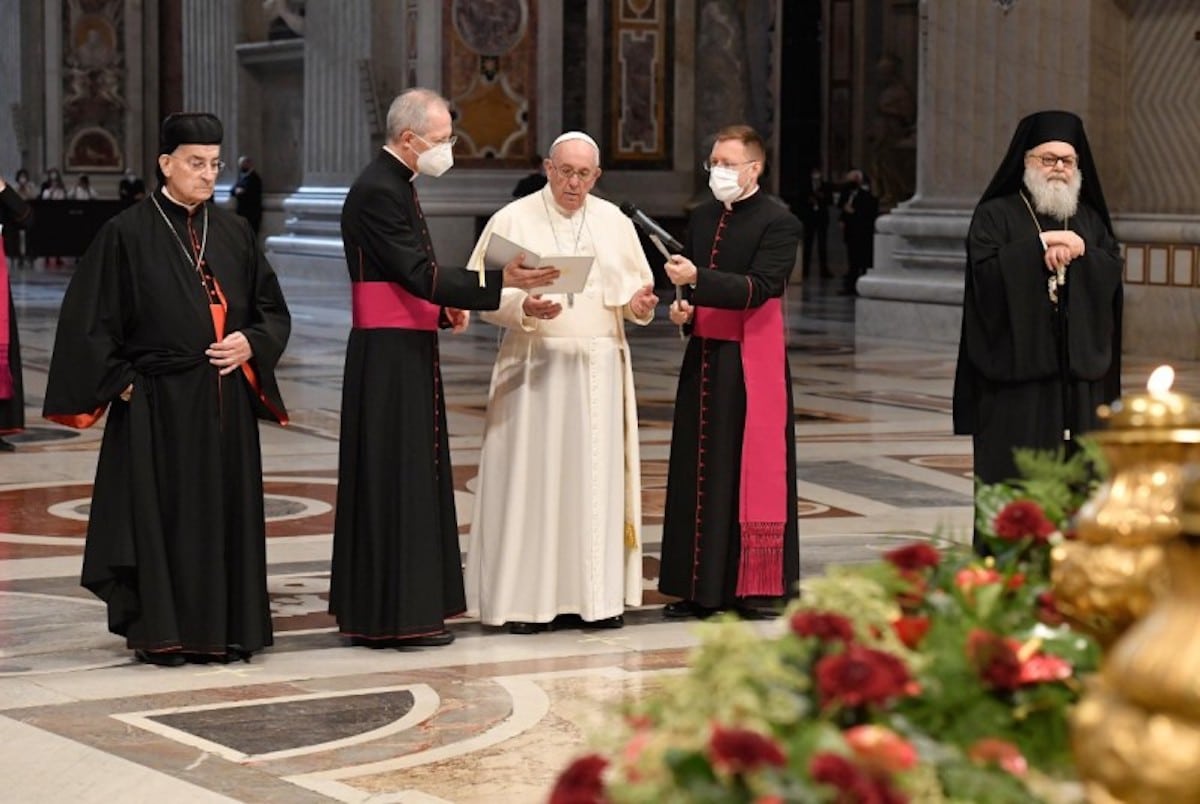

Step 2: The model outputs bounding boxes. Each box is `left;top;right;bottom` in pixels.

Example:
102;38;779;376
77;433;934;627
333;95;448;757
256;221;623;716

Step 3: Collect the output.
352;282;440;331
693;297;788;596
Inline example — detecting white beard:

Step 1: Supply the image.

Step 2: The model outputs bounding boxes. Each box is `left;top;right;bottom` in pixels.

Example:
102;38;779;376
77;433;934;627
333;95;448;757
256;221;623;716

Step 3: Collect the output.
1023;165;1082;221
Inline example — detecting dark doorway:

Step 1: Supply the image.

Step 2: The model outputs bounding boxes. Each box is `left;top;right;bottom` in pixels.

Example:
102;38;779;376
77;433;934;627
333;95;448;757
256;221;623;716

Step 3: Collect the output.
777;0;823;214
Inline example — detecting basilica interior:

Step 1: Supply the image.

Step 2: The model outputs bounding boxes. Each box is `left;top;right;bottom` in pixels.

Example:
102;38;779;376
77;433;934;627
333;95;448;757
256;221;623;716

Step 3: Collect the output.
1;1;1198;802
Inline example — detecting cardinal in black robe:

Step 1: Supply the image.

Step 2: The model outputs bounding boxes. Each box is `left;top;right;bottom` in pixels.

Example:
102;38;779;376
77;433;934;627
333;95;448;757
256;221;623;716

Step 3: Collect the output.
0;178;33;449
657;125;802;618
43;113;291;665
953;110;1123;542
329;89;557;647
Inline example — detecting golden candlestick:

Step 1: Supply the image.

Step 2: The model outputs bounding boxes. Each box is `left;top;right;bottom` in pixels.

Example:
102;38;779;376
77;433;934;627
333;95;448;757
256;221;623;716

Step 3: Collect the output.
1051;366;1199;646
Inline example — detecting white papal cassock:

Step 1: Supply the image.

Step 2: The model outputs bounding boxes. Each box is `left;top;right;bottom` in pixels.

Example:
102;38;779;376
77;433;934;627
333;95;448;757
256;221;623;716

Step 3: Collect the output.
464;184;654;625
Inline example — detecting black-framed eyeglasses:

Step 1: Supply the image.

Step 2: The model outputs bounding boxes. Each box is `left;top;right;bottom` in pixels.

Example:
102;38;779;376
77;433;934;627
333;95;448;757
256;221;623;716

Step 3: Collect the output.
1027;153;1077;168
551;163;597;182
702;159;758;172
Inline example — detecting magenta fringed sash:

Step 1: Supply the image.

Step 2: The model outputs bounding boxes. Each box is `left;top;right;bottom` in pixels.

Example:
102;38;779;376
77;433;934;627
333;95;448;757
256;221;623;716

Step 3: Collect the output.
352;281;440;331
693;297;788;596
0;247;11;399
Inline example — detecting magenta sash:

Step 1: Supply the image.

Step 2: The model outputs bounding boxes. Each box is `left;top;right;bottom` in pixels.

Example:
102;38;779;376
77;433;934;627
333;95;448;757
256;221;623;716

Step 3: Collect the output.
352;282;440;331
693;297;788;596
0;246;10;399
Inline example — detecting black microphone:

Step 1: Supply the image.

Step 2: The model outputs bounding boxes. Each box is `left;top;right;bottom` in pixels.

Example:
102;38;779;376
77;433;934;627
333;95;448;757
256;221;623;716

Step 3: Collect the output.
619;201;684;253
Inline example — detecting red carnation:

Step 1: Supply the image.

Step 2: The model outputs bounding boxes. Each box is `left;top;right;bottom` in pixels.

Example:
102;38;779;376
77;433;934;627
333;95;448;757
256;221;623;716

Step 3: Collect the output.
883;542;941;571
549;754;609;804
816;645;914;708
993;500;1057;543
891;616;931;649
791;611;856;643
966;629;1022;691
709;724;788;773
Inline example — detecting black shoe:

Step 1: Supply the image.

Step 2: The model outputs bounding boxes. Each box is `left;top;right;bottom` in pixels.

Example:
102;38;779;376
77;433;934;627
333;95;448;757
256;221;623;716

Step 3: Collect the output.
735;605;781;621
583;615;624;629
508;621;550;635
0;438;14;452
662;600;716;620
392;631;455;647
134;649;186;667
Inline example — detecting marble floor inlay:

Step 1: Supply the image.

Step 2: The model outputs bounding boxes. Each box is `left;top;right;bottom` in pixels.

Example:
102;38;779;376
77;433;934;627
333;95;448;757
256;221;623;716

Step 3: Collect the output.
0;267;1174;802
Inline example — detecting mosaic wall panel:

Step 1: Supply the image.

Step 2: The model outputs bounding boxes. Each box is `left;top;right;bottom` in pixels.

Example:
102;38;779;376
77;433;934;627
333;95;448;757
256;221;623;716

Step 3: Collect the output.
442;0;538;166
1122;243;1199;288
61;0;127;173
603;0;673;168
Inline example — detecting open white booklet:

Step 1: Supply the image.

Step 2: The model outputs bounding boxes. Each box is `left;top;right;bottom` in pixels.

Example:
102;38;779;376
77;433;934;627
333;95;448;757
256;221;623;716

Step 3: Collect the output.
481;232;594;295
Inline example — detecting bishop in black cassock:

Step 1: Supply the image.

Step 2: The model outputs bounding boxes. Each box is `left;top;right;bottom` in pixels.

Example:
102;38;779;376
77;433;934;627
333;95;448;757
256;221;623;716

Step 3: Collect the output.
43;113;291;665
953;110;1123;543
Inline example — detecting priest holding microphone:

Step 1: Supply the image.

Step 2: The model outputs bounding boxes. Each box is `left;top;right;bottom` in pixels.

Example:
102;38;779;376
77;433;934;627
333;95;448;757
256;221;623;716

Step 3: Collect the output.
658;124;802;620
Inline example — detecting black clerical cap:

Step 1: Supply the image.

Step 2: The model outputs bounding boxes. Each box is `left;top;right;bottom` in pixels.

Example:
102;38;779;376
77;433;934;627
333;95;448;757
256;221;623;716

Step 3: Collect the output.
976;109;1112;235
159;112;224;155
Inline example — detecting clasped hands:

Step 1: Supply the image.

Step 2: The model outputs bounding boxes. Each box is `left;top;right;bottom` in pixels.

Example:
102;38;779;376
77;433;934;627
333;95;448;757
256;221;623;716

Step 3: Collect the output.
206;330;254;376
122;330;255;401
1042;230;1085;273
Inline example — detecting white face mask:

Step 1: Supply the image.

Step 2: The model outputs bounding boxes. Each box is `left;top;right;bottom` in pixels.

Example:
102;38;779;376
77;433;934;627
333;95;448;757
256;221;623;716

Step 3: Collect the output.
708;166;744;203
414;136;454;178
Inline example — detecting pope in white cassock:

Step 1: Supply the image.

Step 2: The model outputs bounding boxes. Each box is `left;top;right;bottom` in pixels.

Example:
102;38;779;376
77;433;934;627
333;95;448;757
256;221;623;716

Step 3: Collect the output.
464;131;658;634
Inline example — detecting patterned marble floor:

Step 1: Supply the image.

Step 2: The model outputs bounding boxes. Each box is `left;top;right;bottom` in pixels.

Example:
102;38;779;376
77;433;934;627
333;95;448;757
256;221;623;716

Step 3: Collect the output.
0;266;1178;802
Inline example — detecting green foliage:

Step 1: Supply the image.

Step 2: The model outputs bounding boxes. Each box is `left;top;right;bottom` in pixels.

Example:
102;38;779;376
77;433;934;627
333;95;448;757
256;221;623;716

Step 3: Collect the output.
556;448;1106;803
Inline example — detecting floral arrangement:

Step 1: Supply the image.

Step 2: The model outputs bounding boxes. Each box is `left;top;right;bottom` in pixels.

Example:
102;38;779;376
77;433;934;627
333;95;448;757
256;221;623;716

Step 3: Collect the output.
550;447;1106;803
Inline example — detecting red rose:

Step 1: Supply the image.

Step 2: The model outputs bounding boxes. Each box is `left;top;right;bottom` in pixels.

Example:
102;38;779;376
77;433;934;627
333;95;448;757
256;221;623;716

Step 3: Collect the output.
966;629;1022;690
1018;653;1073;685
891;616;931;649
883;542;941;571
816;645;914;708
844;725;918;773
790;611;856;643
992;500;1057;543
968;738;1028;776
549;754;609;804
709;724;788;773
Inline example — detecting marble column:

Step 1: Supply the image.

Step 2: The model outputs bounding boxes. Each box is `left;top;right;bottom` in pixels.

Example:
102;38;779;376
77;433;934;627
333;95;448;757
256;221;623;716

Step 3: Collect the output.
265;0;372;278
857;0;1200;358
181;0;239;186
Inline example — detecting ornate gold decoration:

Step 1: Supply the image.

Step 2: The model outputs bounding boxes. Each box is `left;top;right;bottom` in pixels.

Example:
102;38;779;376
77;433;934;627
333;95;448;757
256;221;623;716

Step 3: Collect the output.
1071;536;1200;802
1050;367;1200;646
